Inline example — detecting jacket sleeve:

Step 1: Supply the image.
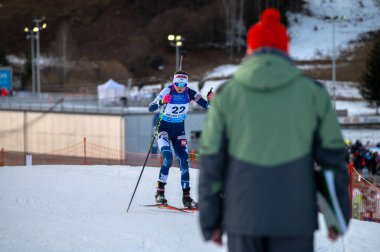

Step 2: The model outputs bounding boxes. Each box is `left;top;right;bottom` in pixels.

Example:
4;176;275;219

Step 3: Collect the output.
188;88;210;110
148;88;169;112
198;86;228;241
313;84;351;225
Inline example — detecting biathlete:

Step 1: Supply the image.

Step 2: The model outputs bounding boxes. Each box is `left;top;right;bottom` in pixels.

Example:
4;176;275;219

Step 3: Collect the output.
148;70;213;208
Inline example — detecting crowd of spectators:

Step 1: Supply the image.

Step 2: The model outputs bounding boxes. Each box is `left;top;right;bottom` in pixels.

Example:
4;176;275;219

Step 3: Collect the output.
346;140;380;179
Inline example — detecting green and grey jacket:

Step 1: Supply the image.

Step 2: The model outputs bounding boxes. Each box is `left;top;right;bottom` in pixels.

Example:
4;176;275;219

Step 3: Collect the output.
198;48;350;240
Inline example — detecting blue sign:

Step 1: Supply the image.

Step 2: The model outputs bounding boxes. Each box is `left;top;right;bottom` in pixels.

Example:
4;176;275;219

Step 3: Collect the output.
0;67;12;91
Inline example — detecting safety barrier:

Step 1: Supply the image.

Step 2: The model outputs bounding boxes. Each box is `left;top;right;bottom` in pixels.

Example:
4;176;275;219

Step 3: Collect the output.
0;138;199;168
1;141;378;223
349;163;380;223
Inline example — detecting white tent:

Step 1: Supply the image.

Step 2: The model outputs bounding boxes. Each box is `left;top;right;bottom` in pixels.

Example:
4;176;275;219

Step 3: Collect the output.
97;79;126;105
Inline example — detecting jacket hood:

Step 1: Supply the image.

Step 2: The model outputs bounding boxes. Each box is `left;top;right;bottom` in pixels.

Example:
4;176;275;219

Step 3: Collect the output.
233;49;302;91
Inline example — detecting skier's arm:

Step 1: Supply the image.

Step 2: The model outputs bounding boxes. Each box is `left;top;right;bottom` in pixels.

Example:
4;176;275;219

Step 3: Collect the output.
199;85;228;241
313;82;350;227
188;88;211;109
148;88;170;112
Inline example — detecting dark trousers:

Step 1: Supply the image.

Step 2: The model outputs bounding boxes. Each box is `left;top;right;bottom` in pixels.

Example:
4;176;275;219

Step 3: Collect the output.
228;234;314;252
157;121;190;189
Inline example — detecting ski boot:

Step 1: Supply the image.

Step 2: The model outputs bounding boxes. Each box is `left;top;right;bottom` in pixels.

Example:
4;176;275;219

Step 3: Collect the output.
155;181;167;205
182;187;198;209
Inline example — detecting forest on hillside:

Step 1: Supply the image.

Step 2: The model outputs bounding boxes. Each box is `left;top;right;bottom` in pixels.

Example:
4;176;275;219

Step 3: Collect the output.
1;0;304;90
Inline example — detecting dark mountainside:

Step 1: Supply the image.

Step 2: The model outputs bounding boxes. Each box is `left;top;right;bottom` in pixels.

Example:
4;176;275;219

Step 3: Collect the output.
0;0;376;92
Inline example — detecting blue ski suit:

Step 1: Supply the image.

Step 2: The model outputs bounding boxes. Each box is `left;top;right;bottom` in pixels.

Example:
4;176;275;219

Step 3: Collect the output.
148;85;210;189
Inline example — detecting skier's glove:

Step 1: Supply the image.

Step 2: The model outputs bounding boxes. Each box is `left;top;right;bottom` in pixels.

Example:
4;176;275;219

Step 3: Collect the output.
161;94;172;104
207;88;214;102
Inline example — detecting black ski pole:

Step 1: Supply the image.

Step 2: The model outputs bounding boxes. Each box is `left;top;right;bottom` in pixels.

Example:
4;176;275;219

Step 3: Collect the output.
179;50;187;71
127;104;167;213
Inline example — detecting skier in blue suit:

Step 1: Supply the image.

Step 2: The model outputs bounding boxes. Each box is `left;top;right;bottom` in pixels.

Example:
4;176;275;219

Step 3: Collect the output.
148;71;213;208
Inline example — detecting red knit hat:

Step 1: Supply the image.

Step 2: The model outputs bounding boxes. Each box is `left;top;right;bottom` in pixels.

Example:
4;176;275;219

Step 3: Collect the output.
246;8;289;54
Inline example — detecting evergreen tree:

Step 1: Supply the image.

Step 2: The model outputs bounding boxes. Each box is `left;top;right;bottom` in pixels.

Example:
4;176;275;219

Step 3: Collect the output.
0;49;9;66
360;38;380;115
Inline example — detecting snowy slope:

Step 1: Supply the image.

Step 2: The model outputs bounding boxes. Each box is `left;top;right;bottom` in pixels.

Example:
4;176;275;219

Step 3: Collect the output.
288;0;380;59
1;165;379;252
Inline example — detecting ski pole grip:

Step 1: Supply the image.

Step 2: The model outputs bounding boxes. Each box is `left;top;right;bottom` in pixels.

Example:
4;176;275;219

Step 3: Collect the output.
207;88;214;102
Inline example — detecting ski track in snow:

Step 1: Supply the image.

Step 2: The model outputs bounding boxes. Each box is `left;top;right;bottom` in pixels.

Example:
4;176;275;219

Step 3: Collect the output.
0;165;379;252
2;1;380;251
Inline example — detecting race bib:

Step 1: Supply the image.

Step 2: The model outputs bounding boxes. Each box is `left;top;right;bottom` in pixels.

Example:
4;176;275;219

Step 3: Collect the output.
163;103;189;122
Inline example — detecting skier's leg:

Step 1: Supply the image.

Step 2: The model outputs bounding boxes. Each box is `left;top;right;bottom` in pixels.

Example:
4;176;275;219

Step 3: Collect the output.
173;135;197;208
172;135;189;189
157;131;173;184
155;131;172;204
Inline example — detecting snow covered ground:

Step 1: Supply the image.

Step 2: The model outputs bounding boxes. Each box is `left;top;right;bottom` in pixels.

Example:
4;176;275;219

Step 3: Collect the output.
0;165;379;252
288;0;380;60
1;1;380;251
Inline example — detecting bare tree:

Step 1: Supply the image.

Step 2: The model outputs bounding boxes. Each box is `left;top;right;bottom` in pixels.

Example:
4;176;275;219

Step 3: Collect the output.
51;21;75;86
59;22;71;86
237;0;246;54
220;0;246;58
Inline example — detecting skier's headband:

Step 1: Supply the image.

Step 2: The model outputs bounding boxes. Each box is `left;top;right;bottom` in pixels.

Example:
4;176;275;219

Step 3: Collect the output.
173;74;188;87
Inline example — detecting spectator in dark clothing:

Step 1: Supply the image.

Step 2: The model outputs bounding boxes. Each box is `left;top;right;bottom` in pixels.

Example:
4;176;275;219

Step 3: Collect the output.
370;152;378;175
199;8;350;252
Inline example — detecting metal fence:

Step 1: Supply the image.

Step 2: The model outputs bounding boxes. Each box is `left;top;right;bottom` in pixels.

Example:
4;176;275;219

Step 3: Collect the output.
1;140;380;224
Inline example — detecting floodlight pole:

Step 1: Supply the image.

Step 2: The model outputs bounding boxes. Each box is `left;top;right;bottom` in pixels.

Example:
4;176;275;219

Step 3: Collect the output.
168;34;183;72
33;18;42;95
31;33;36;93
175;45;180;71
29;32;36;93
25;27;36;93
332;17;337;109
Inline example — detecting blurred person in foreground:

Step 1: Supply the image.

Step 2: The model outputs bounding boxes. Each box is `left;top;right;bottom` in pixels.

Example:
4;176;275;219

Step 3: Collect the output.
148;70;213;208
198;8;350;252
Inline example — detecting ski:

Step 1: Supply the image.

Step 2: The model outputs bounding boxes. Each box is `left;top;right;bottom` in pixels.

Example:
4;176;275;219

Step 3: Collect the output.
180;207;198;212
142;204;198;213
